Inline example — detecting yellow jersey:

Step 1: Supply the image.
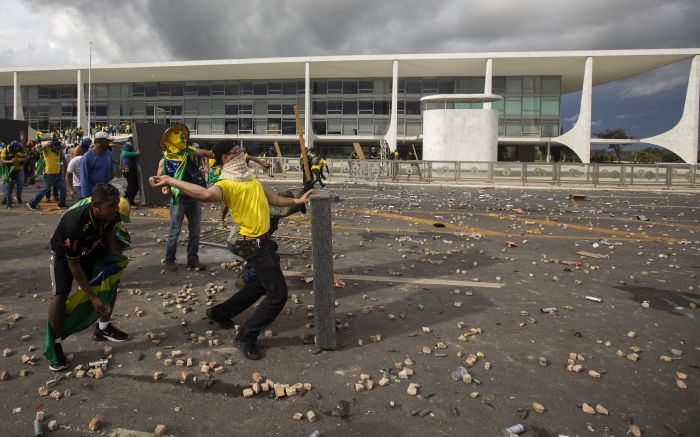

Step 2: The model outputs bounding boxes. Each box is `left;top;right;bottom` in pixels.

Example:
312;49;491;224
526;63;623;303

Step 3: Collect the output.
1;146;26;171
215;178;270;238
43;148;61;174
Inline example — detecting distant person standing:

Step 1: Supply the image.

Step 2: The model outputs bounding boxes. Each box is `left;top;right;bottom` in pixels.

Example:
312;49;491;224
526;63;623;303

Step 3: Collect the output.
0;140;27;208
120;137;141;205
80;132;114;199
66;144;84;200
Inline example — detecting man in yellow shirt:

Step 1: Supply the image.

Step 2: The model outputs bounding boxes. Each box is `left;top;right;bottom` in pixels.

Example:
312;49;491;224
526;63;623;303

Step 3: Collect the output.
28;138;68;209
149;140;312;360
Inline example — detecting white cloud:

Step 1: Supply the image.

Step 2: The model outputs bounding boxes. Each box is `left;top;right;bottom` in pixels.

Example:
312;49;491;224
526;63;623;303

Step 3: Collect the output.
618;74;688;99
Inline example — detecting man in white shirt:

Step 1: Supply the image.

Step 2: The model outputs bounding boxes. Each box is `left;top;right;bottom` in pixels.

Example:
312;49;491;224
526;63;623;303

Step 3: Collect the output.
66;145;84;200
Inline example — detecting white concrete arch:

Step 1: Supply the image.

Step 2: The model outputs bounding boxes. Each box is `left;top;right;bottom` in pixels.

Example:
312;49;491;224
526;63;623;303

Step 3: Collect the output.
640;55;699;164
553;57;593;163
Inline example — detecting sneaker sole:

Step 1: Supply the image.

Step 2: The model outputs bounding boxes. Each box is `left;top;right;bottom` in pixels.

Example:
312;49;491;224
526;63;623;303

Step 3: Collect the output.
49;363;67;371
93;334;129;342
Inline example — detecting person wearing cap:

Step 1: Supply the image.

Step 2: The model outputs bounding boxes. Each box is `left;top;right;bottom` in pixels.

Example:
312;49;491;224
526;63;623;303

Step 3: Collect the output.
0;140;27;208
27;138;68;209
369;147;380;159
80;131;114;200
149;140;313;360
120;137;140;206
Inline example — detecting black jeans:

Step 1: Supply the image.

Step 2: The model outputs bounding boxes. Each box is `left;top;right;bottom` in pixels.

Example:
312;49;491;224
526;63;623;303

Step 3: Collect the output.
123;168;140;205
210;239;287;341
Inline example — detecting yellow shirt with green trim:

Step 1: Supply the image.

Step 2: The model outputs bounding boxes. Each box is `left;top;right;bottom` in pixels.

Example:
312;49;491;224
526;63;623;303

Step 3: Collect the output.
43;148;61;174
1;146;26;171
215;178;270;238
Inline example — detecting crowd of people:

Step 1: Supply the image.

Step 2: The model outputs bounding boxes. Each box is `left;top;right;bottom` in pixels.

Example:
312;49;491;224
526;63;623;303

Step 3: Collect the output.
3;124;313;370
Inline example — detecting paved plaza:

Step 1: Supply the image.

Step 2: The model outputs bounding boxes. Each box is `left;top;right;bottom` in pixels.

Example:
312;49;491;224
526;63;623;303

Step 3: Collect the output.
0;181;698;436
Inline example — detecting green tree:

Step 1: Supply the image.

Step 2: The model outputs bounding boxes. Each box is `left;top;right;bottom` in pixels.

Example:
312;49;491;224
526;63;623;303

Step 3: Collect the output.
594;128;636;163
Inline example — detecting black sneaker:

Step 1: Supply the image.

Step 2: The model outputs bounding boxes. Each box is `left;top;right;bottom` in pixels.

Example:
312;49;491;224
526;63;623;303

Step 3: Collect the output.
26;202;37;210
205;308;235;329
49;343;67;371
233;334;261;360
93;323;129;342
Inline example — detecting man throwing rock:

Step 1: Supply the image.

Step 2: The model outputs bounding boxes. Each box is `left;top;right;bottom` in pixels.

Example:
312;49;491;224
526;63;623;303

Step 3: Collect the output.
149;140;312;360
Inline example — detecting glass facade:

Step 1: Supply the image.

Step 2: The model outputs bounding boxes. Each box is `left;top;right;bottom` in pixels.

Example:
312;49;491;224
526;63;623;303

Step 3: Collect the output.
9;75;560;138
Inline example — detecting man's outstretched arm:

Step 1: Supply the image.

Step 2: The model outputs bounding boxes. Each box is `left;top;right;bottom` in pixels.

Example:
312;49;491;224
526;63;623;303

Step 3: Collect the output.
149;175;222;202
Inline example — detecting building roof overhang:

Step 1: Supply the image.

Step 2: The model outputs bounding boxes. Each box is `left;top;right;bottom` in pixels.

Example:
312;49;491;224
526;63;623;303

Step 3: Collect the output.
0;49;698;94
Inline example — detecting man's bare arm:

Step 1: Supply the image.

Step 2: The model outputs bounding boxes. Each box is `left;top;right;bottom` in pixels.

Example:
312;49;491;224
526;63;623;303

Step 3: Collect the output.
263;187;313;207
149;175;223;202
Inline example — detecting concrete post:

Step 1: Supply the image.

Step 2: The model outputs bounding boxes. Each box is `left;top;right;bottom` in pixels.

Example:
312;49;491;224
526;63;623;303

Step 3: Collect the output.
304;62;315;150
311;191;336;350
12;72;23;121
484;59;493;110
384;60;399;152
77;69;88;129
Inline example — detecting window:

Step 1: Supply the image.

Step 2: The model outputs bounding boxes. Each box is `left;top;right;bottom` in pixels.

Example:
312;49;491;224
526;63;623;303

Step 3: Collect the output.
343;80;358;94
313;101;326;114
267;118;281;134
312;120;326;135
312;80;326;94
211;118;224;133
542;77;561;94
438;79;455;93
197;101;210;116
405;100;421;115
225;82;239;96
120;102;132;116
374;119;388;135
132;84;145;97
95;105;107;117
327;118;342;134
185;118;196;132
422;79;438;94
358;81;373;93
268;81;282;95
358;101;373;114
254;100;266;115
225;104;238;115
327;100;342;114
456;79;470;93
197;84;210;96
171;84;183;96
398;80;405;93
374;79;389;94
108;101;120;116
282;120;297;134
225;120;238;134
158;83;170;97
505;77;522;94
183;100;196;115
492;76;505;92
254;119;266;134
541;120;560;137
170;104;183;116
145;84;157;97
268;104;282;115
327;80;342;94
133;101;145;115
374;100;389;115
358;118;373;134
282;103;295;115
522;97;540;115
211;99;225;115
121;84;132;98
397;101;405;115
95;85;108;98
405;80;421;94
239;118;253;133
522;76;541;94
283;81;298;95
239;102;253;115
343;100;357;115
184;84;197;96
541;97;559;116
211;83;225;96
239;81;253;95
343;118;357;135
198;119;211;134
504;97;521;116
492;99;505;113
522;119;541;136
505;120;522;136
253;82;267;96
406;120;421;136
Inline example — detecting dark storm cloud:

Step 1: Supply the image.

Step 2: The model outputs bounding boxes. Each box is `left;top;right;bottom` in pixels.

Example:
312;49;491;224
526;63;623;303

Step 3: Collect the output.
16;0;700;65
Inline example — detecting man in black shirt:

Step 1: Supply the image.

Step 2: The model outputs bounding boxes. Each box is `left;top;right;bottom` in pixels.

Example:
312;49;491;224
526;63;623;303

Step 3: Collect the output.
48;183;129;370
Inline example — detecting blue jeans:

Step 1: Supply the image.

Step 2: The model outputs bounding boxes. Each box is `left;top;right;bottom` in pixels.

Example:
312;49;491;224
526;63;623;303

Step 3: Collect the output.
210;239;287;341
30;173;66;207
164;196;201;264
227;242;257;281
4;170;24;205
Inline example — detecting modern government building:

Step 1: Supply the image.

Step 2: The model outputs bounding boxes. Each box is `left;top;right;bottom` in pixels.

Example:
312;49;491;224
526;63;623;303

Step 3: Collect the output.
0;49;698;163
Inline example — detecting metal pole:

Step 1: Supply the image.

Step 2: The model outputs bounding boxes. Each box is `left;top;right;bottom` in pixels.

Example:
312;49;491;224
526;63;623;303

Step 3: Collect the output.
311;191;336;350
87;41;92;135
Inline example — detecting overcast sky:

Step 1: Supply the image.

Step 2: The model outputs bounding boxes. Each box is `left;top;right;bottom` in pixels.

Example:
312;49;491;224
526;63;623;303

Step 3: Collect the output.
1;0;699;142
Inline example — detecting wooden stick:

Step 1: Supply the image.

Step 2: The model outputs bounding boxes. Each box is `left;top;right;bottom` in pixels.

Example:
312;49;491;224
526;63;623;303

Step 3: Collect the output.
352;142;366;160
273;141;285;174
293;105;312;183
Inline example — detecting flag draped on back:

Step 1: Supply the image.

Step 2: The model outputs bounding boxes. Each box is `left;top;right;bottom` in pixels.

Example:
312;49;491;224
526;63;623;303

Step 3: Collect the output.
43;253;129;367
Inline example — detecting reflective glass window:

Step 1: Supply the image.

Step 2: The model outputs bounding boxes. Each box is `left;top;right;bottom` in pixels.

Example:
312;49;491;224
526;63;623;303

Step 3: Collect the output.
327;118;342;134
327;80;342;94
343;100;357;115
267;118;281;133
268;81;282;95
405;80;421;94
211;99;225;115
312;120;326;135
438;79;455;93
541;97;559;116
313;101;326;114
283;81;298;95
239;81;253;95
239;118;253;133
197;101;210;115
198;84;210;96
505;77;522;94
522;76;541;94
312;80;326;94
405;100;421;115
211;83;225;96
254;82;267;95
225;104;238;115
522;97;540;115
343;80;358;94
358;118;373;134
422;79;438;93
343;118;357;135
542;77;561;94
254;119;266;134
171;84;183;96
358;101;373;114
225;82;239;96
504;97;521;116
282;120;297;134
327;100;342;114
358;80;373;93
254;100;266;115
144;84;157;97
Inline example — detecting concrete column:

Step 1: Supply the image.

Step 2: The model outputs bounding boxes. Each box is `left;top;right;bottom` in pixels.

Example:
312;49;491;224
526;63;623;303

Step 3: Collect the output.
310;191;336;350
641;55;699;164
12;72;24;121
304;62;315;150
384;60;399;152
77;69;88;129
483;58;493;109
554;57;593;163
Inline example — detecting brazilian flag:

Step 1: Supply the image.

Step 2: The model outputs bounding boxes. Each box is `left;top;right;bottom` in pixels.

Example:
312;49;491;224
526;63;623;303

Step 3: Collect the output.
0;163;11;184
43;253;129;367
163;146;196;205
